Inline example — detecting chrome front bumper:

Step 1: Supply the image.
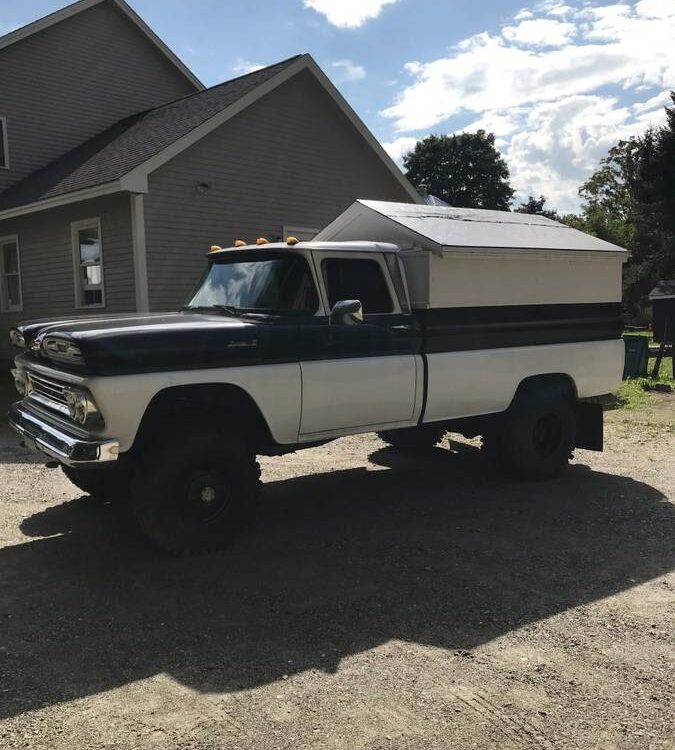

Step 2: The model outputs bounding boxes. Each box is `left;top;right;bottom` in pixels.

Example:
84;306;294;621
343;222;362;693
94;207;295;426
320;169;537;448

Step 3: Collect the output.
8;402;119;465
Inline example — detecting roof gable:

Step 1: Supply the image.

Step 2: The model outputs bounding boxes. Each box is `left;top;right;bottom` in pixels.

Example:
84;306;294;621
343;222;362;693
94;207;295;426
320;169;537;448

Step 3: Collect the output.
0;55;420;217
316;200;629;254
0;0;202;89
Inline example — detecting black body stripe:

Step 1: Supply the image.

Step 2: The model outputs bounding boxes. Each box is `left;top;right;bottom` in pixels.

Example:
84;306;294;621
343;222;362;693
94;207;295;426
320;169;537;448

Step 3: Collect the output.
19;303;623;377
417;302;623;353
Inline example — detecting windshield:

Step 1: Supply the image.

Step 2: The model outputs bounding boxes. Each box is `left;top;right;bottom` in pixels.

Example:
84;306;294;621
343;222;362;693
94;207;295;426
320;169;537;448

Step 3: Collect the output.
186;254;319;314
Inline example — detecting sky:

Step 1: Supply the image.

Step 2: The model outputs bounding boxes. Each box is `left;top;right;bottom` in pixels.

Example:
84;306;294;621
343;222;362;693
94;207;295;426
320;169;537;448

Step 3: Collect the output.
2;0;674;212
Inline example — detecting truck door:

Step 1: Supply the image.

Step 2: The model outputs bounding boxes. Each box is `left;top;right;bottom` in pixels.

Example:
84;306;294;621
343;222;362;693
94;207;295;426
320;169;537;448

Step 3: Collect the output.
298;251;423;437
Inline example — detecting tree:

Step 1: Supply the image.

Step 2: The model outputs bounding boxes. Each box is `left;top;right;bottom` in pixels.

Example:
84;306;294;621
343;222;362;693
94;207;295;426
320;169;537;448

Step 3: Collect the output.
403;131;514;210
565;92;675;320
515;194;560;221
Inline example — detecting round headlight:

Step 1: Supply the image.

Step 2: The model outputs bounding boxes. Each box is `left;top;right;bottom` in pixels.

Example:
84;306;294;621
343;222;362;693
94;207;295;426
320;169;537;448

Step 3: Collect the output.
11;369;31;397
64;388;100;425
9;330;26;349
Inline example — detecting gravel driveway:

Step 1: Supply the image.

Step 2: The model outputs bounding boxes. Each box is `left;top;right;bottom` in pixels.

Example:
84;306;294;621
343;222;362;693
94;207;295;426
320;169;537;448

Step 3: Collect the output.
0;396;673;749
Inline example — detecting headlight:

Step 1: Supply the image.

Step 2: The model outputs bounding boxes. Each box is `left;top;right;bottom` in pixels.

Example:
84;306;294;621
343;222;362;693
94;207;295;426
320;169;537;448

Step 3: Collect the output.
43;337;82;362
63;388;101;425
11;369;32;397
9;330;25;349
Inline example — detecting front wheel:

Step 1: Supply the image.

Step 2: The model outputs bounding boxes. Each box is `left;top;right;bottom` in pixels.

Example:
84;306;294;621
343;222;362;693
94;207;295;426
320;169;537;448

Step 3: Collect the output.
486;388;576;480
61;464;130;500
130;430;261;556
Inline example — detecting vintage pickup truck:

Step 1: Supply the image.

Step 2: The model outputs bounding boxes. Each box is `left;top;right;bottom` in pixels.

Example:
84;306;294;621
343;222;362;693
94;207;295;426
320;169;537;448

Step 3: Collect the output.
7;201;627;554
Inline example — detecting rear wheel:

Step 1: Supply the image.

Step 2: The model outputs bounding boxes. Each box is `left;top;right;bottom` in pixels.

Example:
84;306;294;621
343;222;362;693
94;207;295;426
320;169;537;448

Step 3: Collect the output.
485;386;576;480
377;424;447;451
130;430;261;556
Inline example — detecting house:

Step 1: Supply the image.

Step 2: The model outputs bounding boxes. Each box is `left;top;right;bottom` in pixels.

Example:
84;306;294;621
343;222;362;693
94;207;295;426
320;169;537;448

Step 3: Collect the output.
0;0;420;360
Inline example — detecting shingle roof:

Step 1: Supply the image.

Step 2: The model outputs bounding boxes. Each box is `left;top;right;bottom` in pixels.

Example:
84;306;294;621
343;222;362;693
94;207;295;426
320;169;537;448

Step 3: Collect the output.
0;55;302;211
649;280;675;299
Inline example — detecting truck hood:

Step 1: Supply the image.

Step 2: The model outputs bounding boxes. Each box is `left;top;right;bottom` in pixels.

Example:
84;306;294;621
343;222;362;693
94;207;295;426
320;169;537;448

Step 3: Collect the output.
14;312;300;375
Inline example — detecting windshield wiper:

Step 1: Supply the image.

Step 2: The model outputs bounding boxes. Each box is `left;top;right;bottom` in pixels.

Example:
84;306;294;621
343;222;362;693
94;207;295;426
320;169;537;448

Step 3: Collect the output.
181;304;244;317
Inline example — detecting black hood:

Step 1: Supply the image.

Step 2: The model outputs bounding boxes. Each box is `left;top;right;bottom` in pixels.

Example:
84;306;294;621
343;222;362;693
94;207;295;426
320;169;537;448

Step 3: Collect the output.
15;312;303;375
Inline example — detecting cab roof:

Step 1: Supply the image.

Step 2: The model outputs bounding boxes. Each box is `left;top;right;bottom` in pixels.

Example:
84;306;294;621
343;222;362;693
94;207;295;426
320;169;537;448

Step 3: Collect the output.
208;240;400;257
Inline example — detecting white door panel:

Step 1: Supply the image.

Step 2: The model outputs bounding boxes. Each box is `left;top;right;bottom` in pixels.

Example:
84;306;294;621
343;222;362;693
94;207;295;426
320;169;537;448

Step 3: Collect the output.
300;355;419;435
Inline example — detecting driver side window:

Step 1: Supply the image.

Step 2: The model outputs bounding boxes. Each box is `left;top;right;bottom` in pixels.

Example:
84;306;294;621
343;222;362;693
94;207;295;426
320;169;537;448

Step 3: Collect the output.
321;258;393;315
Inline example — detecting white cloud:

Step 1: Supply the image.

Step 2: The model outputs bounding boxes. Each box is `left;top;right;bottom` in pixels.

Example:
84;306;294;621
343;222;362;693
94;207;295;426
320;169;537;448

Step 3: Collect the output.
382;136;419;165
332;59;367;81
231;58;265;76
502;18;576;46
380;1;675;211
302;0;397;28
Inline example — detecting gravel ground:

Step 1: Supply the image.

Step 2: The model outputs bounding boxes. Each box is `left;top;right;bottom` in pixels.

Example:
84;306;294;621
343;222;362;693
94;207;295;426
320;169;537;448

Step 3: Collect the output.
0;396;673;749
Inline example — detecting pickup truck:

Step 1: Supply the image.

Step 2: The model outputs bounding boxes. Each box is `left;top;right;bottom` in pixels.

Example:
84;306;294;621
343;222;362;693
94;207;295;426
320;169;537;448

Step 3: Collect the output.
7;201;627;555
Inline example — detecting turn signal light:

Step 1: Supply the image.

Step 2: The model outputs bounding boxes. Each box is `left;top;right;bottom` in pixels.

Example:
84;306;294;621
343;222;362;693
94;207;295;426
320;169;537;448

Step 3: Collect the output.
286;236;299;245
256;237;269;245
209;245;222;252
233;240;247;247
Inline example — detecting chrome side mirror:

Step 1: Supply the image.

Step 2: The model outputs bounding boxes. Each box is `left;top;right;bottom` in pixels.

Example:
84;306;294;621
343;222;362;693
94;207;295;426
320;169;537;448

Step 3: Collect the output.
330;299;363;325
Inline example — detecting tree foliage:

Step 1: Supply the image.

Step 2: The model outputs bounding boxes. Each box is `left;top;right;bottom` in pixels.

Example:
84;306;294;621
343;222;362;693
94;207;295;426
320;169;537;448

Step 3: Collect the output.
403;131;514;210
566;92;675;320
515;194;560;221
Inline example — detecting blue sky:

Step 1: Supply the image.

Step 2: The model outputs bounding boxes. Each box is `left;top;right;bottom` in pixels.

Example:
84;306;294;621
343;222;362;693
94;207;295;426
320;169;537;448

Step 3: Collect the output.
2;0;674;211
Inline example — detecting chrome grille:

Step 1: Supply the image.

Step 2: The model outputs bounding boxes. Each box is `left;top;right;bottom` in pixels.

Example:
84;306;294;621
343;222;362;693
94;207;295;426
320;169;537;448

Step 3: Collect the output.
26;371;71;417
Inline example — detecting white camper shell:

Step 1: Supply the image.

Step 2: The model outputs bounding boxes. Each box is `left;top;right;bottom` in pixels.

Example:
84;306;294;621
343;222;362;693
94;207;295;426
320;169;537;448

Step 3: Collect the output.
315;200;627;310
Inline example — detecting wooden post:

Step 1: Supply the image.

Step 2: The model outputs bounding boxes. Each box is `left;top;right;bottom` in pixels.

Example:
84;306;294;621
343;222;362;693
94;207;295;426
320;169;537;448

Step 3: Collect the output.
651;319;668;379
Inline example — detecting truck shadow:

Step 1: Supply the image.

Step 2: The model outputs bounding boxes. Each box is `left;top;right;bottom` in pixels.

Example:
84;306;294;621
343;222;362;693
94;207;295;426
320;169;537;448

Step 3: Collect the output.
1;444;673;719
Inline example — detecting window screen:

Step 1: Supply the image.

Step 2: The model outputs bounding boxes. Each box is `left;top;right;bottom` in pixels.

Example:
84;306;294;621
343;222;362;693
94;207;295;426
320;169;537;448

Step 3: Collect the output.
1;239;21;311
73;222;104;306
322;258;393;314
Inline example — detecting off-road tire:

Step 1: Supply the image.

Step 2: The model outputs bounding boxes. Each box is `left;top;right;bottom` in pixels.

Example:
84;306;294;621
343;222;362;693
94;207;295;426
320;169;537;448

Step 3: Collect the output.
377;424;447;451
130;430;261;556
61;464;130;500
486;387;576;480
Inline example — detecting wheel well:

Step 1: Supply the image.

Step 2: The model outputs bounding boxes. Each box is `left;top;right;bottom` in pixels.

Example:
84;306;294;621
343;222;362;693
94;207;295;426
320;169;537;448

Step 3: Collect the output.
131;384;274;454
511;373;578;407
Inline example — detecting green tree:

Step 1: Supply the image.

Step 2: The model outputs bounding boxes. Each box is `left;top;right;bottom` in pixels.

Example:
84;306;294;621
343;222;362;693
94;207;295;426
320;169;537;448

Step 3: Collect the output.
515;194;560;221
567;91;675;320
403;131;514;210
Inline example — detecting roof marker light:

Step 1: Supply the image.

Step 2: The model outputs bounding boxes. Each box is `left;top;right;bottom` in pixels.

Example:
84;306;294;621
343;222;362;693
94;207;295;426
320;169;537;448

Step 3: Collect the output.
256;237;269;245
286;237;299;245
233;240;247;247
209;245;222;252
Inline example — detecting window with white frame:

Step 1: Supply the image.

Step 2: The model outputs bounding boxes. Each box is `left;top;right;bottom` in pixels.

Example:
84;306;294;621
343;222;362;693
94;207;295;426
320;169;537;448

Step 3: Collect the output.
72;219;105;307
0;117;8;169
0;236;22;312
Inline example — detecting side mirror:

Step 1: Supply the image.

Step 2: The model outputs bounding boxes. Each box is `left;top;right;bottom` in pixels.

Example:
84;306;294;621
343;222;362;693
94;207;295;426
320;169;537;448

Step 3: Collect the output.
330;299;363;325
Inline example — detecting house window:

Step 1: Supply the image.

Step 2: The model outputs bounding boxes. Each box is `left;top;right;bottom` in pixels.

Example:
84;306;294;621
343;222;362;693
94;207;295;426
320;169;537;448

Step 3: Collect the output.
0;117;8;169
282;225;319;242
72;219;105;307
0;236;22;312
321;257;393;314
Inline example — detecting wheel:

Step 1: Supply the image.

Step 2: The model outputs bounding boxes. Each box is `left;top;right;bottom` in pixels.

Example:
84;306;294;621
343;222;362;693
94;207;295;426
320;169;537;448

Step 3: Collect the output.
377;424;447;451
487;386;576;480
61;464;130;500
130;430;261;556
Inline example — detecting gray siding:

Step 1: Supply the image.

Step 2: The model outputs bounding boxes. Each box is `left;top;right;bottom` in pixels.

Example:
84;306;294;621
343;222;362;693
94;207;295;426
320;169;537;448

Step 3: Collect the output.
0;0;196;193
0;193;135;359
144;69;413;310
